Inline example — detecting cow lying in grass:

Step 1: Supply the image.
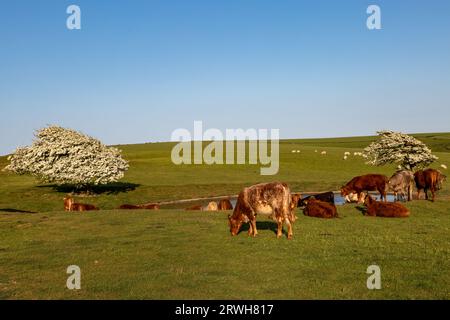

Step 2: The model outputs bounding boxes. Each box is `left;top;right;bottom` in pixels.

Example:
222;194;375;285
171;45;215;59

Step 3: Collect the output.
363;195;410;217
184;202;219;211
228;182;297;239
302;197;338;218
297;191;334;207
218;199;233;210
119;203;160;210
64;197;99;211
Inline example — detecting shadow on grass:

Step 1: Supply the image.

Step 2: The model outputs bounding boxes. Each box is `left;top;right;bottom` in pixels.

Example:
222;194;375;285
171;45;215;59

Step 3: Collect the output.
0;208;37;214
37;182;140;195
355;205;367;216
238;220;287;237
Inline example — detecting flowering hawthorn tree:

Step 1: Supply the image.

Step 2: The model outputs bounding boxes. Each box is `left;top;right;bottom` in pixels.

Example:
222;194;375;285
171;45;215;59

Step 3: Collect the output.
3;126;129;190
363;130;438;170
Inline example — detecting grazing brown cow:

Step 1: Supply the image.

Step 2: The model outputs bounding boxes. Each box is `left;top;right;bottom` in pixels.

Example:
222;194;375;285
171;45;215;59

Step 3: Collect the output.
364;195;410;217
341;174;389;202
228;182;296;239
302;198;338;218
64;197;99;211
119;203;160;210
414;169;446;202
218;199;233;210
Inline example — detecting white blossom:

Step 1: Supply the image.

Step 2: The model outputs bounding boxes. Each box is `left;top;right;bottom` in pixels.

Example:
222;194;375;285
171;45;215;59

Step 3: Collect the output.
363;131;438;170
3;125;129;187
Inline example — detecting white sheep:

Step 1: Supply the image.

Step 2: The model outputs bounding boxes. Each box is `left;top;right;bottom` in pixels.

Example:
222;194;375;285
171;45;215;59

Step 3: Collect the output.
441;164;447;170
343;155;348;160
344;152;351;156
321;151;327;155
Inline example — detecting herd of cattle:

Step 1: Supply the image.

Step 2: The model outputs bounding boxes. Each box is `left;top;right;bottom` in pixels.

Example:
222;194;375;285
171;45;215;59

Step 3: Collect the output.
227;168;446;239
63;168;446;240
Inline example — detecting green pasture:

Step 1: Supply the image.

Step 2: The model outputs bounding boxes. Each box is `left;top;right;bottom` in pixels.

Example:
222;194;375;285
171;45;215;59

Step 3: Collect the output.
0;133;449;299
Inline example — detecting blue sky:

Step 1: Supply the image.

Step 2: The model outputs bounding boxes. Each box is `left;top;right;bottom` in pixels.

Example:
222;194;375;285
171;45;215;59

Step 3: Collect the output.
1;0;449;154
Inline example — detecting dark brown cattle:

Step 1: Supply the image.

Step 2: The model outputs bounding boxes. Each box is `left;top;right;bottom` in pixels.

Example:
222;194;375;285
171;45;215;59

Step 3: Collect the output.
64;197;99;211
218;199;233;210
297;191;334;207
228;182;296;239
364;195;410;217
302;198;338;218
341;174;389;202
414;169;446;202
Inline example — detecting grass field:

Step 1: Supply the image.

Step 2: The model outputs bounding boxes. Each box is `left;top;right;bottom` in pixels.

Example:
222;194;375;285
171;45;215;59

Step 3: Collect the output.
0;133;449;299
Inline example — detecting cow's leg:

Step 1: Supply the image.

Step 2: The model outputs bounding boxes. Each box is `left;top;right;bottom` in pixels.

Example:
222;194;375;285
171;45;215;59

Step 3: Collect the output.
276;217;283;238
251;216;258;236
285;219;293;240
431;188;436;202
248;222;253;236
424;188;429;200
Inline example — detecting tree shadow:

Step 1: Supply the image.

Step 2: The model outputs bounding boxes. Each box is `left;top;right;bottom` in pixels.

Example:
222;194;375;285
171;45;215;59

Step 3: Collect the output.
37;182;140;195
238;220;287;236
0;208;37;214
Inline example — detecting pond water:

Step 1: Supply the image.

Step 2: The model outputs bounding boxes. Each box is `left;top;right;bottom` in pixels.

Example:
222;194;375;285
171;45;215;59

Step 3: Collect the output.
169;192;397;210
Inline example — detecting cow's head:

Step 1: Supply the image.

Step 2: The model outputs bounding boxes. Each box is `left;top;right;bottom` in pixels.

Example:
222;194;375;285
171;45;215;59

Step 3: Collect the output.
301;196;316;207
340;186;352;197
228;214;243;236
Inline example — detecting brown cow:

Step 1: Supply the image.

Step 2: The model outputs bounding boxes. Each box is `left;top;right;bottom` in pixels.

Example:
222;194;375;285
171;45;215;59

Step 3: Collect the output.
64;197;99;211
297;191;334;207
414;169;446;202
218;199;233;210
228;182;296;239
364;195;410;217
302;198;338;218
341;174;389;202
